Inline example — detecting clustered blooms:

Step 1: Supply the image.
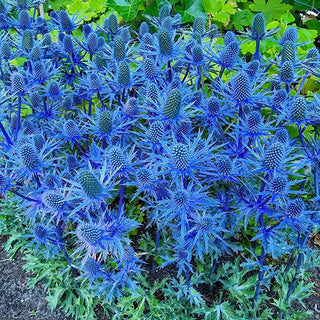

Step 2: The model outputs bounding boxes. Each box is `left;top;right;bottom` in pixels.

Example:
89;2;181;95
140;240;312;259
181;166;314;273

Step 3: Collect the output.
0;0;320;311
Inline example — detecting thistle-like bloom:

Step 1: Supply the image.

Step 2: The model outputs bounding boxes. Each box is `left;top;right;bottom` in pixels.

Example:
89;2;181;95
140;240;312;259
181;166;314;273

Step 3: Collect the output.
163;88;182;120
63;162;114;214
290;96;307;124
246;139;303;177
23;223;59;255
188;211;228;260
73;218;110;258
50;9;82;32
77;256;106;286
149;180;215;235
154;132;219;184
41;190;66;221
251;13;265;41
280;198;312;231
56;118;86;148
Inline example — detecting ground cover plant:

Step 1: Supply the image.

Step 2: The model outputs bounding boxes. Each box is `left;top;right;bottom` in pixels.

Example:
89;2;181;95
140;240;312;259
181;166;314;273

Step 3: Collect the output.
0;1;320;319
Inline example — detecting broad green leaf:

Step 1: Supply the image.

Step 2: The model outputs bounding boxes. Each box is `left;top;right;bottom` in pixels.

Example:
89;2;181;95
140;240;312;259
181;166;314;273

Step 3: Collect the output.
249;0;292;22
143;0;171;17
107;0;146;21
266;20;280;30
241;41;256;55
47;0;66;11
202;0;216;12
280;11;295;24
203;0;236;24
229;8;254;30
305;19;320;35
176;0;206;23
66;0;90;20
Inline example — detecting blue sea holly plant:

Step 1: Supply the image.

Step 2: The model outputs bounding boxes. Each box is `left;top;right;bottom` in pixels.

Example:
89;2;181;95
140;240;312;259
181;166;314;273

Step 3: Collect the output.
0;4;320;320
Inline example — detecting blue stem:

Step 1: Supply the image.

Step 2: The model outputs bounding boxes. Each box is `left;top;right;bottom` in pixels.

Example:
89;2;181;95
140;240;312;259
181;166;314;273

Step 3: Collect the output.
182;65;190;83
168;59;172;83
219;66;225;78
34;173;41;188
253;246;266;306
118;178;125;217
286;83;290;94
0;122;13;145
14;96;22;141
55;221;77;277
88;98;92;116
155;229;160;251
75;140;88;158
254;39;260;58
9;189;39;202
210;258;217;277
295;71;309;97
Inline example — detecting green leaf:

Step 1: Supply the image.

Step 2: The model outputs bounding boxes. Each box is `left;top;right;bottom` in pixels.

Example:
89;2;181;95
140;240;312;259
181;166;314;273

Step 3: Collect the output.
202;0;216;12
144;0;171;17
88;0;106;12
280;11;295;24
215;302;242;320
230;8;255;30
66;0;90;20
47;287;66;309
176;0;206;23
249;0;292;22
292;0;320;11
47;0;66;11
203;0;236;24
305;19;320;35
107;0;146;21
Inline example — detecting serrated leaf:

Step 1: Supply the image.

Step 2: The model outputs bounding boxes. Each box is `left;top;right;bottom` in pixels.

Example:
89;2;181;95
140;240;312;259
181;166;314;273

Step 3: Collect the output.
249;0;292;22
203;0;236;24
107;0;145;21
47;287;65;309
215;302;242;320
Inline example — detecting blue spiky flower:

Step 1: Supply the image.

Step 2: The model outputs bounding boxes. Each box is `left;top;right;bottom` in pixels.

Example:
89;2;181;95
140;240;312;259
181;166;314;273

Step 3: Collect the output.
163;88;182;120
290;97;307;123
158;28;173;56
233;71;252;103
263;142;285;170
251;13;265;41
281;41;296;65
280;61;294;83
148;121;164;144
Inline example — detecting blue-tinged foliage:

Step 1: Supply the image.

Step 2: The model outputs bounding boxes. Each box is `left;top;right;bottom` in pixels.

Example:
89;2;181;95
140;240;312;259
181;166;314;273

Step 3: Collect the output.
0;6;319;320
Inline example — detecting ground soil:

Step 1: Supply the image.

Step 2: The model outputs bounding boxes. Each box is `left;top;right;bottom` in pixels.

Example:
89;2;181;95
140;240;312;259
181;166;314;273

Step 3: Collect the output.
0;235;73;320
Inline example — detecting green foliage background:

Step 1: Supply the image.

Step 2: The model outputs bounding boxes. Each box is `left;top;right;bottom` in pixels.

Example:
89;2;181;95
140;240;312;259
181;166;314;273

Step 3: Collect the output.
46;0;320;46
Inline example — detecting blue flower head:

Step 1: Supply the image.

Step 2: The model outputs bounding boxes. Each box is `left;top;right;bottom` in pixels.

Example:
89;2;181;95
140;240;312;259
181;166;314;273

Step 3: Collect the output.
251;13;266;41
163;88;182;120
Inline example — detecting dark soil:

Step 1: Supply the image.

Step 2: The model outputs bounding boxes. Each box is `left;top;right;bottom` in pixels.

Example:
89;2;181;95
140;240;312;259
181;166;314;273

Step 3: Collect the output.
0;235;72;320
